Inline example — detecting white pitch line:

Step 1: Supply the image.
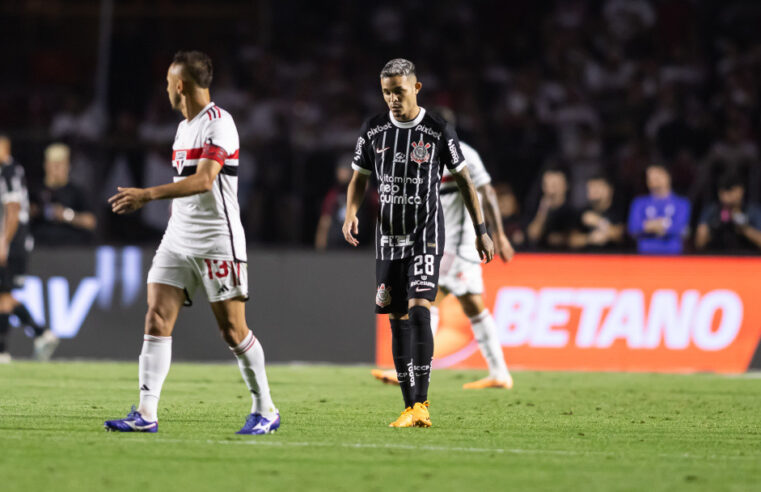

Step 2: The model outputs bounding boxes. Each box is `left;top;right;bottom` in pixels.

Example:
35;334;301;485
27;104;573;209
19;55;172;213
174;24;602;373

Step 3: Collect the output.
3;433;759;461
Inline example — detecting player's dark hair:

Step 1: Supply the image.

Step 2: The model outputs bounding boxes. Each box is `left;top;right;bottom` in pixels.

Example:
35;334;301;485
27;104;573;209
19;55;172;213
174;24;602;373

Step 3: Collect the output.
718;173;744;191
588;173;612;185
543;164;568;181
172;51;213;88
646;162;670;174
380;58;416;79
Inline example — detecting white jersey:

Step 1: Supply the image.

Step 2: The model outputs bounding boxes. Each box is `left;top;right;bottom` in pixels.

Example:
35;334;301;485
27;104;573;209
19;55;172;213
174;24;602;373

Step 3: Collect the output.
158;102;247;262
440;141;491;262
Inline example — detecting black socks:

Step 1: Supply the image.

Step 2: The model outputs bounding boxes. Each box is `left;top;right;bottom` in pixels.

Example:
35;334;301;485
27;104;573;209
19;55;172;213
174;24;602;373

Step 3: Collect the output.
13;304;44;337
390;318;415;408
409;306;433;404
0;313;9;353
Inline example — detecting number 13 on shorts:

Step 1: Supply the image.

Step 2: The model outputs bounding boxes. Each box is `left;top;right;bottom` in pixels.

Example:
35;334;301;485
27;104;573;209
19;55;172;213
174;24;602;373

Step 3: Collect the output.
203;259;242;286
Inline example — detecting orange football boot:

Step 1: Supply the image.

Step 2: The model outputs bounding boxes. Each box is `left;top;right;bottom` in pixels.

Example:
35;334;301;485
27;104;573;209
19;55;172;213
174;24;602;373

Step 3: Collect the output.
389;407;415;428
462;374;514;390
371;369;399;385
411;401;432;427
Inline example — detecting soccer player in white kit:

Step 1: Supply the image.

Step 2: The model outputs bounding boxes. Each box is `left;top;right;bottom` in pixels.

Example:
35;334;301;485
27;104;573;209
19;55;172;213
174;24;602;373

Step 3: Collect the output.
372;110;515;389
104;51;279;435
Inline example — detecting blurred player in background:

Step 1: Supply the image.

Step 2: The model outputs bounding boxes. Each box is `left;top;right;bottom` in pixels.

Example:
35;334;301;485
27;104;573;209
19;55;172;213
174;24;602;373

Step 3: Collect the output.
104;51;279;435
315;161;354;250
371;108;515;390
343;59;494;428
0;135;58;363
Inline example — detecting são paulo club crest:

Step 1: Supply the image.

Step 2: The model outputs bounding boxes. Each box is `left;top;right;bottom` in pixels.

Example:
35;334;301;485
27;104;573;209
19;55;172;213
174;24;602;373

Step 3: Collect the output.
173;150;187;174
376;283;392;307
410;136;431;164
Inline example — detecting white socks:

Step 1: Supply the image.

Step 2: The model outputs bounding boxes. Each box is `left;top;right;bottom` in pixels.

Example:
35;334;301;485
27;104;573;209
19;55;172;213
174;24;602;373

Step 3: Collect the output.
137;334;172;422
469;310;510;381
231;330;277;419
430;306;440;336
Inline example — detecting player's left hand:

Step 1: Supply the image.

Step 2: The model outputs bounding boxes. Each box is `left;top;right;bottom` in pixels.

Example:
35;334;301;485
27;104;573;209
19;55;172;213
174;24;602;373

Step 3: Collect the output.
476;233;495;263
109;187;150;214
494;232;514;262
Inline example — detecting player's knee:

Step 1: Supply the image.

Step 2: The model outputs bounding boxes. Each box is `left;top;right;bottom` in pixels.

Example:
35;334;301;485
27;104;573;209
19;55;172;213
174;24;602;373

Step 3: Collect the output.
145;308;171;336
458;295;484;318
216;319;248;345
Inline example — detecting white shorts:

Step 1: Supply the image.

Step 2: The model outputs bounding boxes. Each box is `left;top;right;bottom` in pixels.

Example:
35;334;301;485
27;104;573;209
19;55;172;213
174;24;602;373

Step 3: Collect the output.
147;249;248;303
438;252;484;297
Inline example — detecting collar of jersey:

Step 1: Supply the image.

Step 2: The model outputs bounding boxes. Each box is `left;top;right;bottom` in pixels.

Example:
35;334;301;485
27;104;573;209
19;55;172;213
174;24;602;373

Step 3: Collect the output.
388;107;426;129
188;102;216;124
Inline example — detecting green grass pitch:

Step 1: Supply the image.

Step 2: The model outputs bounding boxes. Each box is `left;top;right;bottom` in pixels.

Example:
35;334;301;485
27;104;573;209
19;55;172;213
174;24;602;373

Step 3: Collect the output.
1;362;760;492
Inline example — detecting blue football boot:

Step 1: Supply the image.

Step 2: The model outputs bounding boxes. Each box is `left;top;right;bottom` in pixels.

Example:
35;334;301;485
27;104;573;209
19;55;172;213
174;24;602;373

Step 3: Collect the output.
104;406;158;433
236;412;280;435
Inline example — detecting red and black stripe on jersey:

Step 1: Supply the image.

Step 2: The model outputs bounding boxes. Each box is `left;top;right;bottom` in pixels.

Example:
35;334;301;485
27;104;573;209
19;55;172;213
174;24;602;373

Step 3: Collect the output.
352;110;466;260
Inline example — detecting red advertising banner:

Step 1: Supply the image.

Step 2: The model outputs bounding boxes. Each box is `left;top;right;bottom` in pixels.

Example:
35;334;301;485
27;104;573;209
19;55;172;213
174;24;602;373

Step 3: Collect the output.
375;254;761;373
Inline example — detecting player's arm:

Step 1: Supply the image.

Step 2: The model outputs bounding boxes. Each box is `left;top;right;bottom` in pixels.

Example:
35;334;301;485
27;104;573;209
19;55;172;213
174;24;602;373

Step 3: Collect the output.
0;201;20;266
342;170;369;247
0;173;22;265
477;183;514;262
453;167;494;262
343;120;374;246
109;159;221;214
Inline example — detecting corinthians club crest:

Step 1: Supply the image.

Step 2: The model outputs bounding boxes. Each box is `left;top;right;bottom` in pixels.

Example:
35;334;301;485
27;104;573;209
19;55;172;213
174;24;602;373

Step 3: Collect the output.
376;283;392;307
410;136;431;164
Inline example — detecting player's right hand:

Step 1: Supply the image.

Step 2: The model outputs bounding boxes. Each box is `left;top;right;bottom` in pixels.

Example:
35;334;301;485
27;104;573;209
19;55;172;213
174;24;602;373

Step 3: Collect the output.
109;187;150;214
343;216;359;247
476;233;495;263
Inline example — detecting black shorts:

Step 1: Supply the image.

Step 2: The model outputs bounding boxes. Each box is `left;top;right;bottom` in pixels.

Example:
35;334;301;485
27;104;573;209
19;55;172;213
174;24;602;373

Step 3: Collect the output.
0;252;28;293
375;254;441;314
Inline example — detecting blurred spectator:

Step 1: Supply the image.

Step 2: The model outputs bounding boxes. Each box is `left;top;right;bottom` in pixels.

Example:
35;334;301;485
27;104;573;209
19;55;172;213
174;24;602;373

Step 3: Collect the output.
693;115;760;203
315;163;353;251
627;164;690;255
695;174;761;253
526;168;575;249
314;159;377;250
494;183;525;248
31;143;96;245
569;175;625;251
8;1;761;248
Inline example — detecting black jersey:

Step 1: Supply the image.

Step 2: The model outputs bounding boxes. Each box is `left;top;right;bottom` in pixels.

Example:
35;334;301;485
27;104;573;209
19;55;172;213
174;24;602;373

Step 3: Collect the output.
352;108;466;260
0;159;32;254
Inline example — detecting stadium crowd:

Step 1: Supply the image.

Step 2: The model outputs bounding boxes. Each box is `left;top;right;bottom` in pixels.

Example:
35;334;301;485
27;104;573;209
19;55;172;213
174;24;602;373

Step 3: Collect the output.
4;0;761;254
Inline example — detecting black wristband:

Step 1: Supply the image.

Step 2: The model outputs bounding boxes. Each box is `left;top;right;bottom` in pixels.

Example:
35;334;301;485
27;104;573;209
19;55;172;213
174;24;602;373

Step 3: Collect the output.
475;223;487;236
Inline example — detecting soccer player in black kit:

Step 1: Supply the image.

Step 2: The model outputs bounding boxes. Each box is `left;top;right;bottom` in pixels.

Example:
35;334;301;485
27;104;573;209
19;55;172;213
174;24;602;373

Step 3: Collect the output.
343;59;494;427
